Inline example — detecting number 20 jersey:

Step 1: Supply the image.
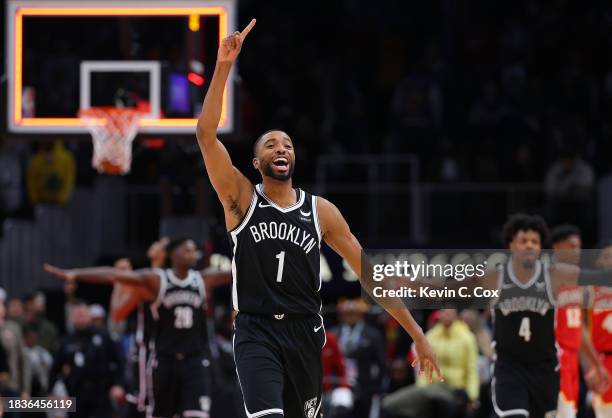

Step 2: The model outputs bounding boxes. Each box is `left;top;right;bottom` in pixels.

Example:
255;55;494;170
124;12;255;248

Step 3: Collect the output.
229;184;322;315
492;259;556;363
150;268;207;355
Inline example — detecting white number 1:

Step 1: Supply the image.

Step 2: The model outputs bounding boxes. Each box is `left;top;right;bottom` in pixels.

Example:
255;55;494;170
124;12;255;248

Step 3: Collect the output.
276;251;286;283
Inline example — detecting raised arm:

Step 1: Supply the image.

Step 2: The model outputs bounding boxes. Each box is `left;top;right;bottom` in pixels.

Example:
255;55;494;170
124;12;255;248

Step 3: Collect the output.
44;264;160;296
317;197;443;382
196;19;256;229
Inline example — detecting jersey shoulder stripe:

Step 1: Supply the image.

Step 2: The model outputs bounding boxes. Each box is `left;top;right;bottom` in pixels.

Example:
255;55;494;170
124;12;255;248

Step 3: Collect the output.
312;195;322;242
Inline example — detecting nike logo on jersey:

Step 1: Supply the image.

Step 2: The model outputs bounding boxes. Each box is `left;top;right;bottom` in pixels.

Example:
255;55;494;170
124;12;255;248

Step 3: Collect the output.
314;324;323;332
300;210;311;217
258;202;273;208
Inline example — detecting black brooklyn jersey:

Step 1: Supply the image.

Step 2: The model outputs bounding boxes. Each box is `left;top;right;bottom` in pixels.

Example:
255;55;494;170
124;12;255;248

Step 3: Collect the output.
150;269;208;354
229;184;322;315
492;258;556;363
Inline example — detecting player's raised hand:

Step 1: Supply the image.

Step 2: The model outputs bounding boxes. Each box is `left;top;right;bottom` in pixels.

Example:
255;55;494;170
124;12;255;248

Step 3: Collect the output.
217;18;256;63
412;336;444;383
43;264;75;281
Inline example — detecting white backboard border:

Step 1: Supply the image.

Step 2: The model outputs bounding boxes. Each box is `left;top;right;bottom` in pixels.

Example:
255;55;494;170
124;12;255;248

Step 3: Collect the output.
6;0;236;135
80;61;161;119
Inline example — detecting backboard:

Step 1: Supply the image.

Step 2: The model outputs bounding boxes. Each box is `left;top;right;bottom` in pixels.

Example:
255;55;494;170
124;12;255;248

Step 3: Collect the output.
6;0;236;134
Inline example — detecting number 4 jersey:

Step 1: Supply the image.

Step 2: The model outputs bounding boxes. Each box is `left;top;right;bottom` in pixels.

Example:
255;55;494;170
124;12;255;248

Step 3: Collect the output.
150;268;208;355
229;184;322;315
492;258;557;363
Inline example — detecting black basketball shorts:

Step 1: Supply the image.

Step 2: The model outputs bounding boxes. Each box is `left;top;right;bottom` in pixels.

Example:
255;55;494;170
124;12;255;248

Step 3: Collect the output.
492;356;559;418
150;351;212;418
233;313;325;418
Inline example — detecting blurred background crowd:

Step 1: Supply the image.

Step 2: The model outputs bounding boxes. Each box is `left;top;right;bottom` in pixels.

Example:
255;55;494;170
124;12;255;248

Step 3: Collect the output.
1;238;612;418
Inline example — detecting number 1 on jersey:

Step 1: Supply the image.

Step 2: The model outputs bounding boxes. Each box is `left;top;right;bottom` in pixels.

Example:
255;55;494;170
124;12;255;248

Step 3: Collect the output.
519;317;531;342
276;251;286;283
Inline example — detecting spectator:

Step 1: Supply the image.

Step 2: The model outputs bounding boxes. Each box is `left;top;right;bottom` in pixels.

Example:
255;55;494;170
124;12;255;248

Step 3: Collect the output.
23;292;58;353
382;309;479;418
459;310;493;360
459;310;493;418
23;327;53;418
333;299;386;418
381;312;416;362
210;307;246;418
417;310;479;400
0;341;10;418
49;302;125;418
63;280;78;334
89;305;107;331
26;140;75;206
322;330;353;418
388;358;413;393
0;293;31;397
6;299;24;327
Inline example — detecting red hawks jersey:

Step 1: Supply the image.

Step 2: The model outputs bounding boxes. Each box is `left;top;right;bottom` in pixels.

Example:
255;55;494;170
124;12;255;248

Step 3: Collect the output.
590;287;612;352
555;286;585;351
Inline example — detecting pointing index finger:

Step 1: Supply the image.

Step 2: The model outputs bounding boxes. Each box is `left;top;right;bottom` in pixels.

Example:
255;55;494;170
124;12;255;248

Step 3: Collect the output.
240;18;256;41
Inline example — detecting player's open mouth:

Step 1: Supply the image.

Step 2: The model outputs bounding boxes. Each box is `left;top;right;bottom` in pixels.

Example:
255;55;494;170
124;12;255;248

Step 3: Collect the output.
272;157;289;172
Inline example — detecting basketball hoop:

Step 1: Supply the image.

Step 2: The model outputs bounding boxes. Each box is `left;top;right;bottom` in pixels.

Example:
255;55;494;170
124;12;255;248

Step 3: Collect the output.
79;107;144;175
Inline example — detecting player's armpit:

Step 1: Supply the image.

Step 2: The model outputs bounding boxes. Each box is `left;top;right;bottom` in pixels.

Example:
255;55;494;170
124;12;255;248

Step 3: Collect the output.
203;154;253;228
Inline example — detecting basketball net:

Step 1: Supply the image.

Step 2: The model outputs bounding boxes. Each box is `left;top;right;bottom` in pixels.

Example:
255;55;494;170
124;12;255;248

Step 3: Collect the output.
79;107;144;175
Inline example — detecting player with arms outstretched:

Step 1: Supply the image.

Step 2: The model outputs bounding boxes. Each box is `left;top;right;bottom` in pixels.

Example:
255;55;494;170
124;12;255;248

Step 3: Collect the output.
44;238;231;418
196;19;441;418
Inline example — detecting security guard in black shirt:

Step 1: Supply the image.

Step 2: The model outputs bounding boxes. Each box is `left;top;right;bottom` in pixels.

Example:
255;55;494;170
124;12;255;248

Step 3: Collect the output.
49;302;125;418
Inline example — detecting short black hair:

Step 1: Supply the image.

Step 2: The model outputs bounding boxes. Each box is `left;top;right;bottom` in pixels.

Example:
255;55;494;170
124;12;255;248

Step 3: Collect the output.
166;237;193;257
550;224;581;245
501;213;550;247
253;129;292;156
22;291;43;303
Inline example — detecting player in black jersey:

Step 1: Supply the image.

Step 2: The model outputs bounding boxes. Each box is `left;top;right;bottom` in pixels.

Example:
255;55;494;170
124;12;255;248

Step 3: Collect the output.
44;237;231;418
196;19;442;418
438;213;612;417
